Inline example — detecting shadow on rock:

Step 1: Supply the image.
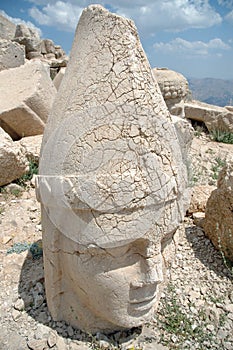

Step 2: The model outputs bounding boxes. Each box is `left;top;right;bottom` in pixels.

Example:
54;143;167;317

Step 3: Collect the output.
185;225;233;281
18;239;48;324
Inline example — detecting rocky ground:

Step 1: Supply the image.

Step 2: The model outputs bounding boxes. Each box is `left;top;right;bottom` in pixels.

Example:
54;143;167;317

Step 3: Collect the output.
0;132;232;350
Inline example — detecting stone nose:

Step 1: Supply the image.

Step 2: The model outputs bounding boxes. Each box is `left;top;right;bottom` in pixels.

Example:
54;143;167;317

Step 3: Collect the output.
143;254;164;283
131;254;164;288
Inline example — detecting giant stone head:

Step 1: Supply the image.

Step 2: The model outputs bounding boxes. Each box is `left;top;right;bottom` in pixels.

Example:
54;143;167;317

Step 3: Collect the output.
36;5;190;334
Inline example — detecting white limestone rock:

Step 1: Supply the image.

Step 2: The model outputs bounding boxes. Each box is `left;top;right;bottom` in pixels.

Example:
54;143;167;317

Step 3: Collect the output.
53;67;66;90
41;39;55;54
37;5;190;334
0;127;29;186
0;14;16;40
0;60;57;139
203;161;233;262
0;39;25;71
13;24;41;58
185;100;233;133
17;135;43;163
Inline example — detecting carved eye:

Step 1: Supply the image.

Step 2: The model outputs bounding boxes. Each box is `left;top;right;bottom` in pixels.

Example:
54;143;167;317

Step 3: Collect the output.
85;245;106;256
130;239;161;258
84;243;131;258
106;244;131;257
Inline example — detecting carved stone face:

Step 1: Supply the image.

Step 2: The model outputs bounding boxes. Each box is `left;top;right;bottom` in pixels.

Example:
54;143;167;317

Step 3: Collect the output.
59;236;163;330
37;5;189;334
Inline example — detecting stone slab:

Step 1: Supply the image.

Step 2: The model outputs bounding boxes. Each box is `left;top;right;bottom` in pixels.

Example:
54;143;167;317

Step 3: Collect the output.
0;60;57;139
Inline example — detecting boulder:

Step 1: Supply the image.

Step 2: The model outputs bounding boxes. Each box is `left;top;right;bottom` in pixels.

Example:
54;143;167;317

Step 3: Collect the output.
0;39;25;71
188;185;216;214
184;100;233;133
205;110;233;133
13;24;41;59
203;162;233;262
44;53;56;60
0;14;16;40
49;57;68;69
27;52;43;60
0;60;57;140
18;135;43;163
53;67;66;90
225;106;233;112
54;45;66;59
41;39;55;54
0;127;29;186
192;211;205;227
153;68;191;117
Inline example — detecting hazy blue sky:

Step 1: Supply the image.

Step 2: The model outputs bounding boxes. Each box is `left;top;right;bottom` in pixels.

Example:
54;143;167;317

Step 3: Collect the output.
1;0;233;79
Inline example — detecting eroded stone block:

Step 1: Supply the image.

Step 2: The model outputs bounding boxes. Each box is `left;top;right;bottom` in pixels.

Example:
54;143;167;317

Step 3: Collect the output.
0;127;29;186
0;39;25;71
53;67;66;90
203;162;233;262
0;14;16;40
185;100;233;133
0;60;57;139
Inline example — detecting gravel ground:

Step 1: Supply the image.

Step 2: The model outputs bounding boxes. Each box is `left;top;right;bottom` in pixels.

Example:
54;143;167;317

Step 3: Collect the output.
0;133;232;350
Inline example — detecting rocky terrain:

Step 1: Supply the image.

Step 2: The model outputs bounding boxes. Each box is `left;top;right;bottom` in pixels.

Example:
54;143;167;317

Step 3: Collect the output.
0;131;232;350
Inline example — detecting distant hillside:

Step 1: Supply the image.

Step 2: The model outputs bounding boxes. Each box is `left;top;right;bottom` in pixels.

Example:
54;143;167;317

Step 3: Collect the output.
188;77;233;107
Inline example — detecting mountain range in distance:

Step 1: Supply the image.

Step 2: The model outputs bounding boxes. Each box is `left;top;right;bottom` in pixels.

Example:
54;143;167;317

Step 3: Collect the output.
187;77;233;107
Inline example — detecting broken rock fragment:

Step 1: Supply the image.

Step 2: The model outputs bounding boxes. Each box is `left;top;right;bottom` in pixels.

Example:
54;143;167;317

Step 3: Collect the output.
0;127;29;186
0;60;57;139
0;39;25;71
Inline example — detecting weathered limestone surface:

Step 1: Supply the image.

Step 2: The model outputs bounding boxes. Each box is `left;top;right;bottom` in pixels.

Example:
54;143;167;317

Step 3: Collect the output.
13;24;41;59
225;106;233;112
153;68;190;117
18;135;43;163
53;67;66;90
0;127;29;186
0;13;68;80
37;5;189;333
171;115;193;162
153;68;233;133
203;162;233;262
188;185;216;214
0;14;16;40
185;100;233;133
0;39;25;71
0;60;57;139
41;39;55;55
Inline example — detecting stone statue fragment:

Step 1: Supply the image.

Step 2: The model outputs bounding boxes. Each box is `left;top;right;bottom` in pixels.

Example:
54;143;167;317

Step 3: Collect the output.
36;5;189;333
